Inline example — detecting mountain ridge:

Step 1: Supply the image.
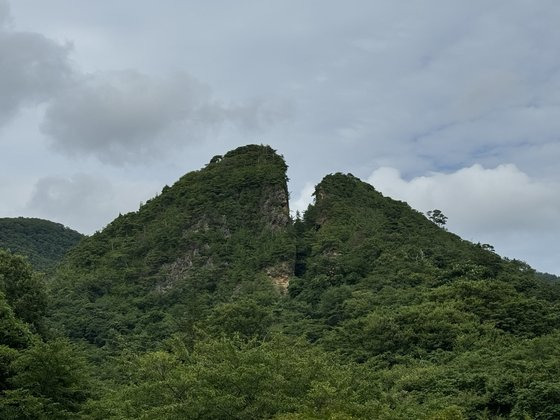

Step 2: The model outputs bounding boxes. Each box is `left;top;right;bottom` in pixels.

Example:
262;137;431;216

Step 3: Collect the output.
3;144;558;418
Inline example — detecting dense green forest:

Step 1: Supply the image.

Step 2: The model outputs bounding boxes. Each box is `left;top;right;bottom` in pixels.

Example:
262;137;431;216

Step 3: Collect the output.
0;218;83;271
1;145;560;419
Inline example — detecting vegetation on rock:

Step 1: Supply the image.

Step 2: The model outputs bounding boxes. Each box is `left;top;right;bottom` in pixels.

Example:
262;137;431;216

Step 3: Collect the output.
1;145;559;418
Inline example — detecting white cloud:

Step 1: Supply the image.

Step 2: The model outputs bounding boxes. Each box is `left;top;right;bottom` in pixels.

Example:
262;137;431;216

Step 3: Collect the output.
290;181;315;217
367;164;560;274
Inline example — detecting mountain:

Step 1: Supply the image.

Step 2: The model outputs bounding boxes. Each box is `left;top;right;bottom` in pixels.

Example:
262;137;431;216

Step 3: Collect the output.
49;145;294;349
4;145;560;419
284;173;560;373
0;217;83;271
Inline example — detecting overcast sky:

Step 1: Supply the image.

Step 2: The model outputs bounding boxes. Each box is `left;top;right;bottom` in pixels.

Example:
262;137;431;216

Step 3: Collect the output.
1;0;559;274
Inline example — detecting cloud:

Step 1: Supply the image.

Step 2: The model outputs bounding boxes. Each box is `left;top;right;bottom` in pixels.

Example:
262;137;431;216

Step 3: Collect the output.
290;181;315;217
265;0;560;180
0;175;34;217
25;174;161;233
0;0;9;27
367;164;560;273
40;70;290;165
220;96;293;133
0;1;290;165
0;9;73;127
41;71;211;164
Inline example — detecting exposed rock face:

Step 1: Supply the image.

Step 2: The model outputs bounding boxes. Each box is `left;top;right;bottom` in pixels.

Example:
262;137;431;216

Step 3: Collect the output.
261;183;293;291
271;274;290;293
265;261;293;293
159;180;292;295
157;247;212;294
262;186;290;230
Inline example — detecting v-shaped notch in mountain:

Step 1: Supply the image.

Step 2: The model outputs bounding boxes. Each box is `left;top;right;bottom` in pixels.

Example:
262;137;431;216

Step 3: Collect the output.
48;145;548;350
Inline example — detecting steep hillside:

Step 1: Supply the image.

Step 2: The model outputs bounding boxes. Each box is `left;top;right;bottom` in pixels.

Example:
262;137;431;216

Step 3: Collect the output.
0;218;83;271
49;145;294;349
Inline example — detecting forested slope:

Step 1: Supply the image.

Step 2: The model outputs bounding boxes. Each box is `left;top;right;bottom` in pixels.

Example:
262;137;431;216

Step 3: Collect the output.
2;145;560;419
0;218;83;271
49;145;294;350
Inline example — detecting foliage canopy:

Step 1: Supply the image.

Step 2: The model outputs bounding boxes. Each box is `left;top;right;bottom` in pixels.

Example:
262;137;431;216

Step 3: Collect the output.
2;145;560;418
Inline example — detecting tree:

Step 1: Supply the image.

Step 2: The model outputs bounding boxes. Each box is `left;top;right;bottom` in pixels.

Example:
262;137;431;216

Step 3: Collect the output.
0;339;92;419
427;209;448;228
0;251;47;334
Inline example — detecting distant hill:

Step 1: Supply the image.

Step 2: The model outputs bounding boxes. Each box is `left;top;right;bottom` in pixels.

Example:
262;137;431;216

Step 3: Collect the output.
0;217;83;271
536;271;560;283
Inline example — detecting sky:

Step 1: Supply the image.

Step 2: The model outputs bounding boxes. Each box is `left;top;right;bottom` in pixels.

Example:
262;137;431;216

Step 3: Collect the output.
0;0;559;274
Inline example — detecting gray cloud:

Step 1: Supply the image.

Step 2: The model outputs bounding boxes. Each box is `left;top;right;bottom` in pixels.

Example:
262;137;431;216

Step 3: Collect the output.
0;0;9;27
0;6;72;127
26;174;114;232
40;70;290;165
26;173;161;233
1;1;291;165
41;71;211;164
